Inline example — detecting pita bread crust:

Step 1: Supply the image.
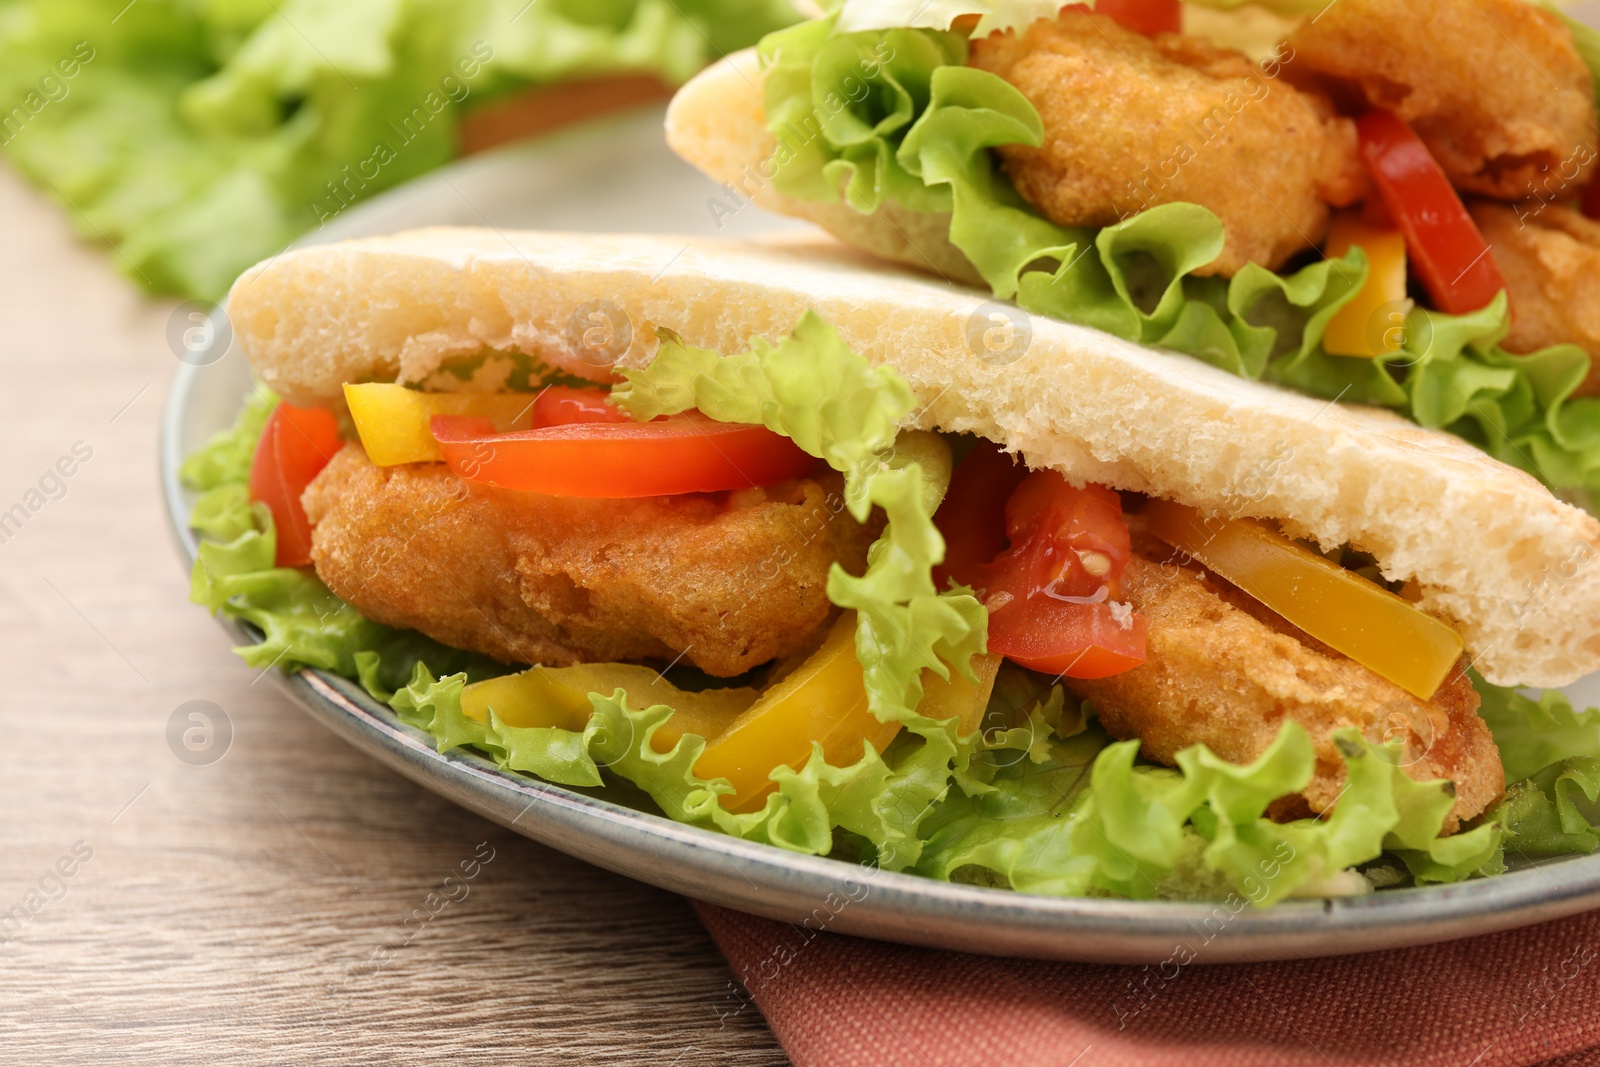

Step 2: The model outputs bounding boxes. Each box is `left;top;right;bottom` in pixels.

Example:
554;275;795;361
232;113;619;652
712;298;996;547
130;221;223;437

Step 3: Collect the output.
666;49;976;284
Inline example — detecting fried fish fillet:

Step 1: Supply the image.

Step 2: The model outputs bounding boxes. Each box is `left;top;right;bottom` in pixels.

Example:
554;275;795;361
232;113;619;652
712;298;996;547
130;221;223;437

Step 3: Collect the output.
301;445;877;677
969;12;1364;276
1286;0;1598;201
1473;201;1600;396
1064;548;1504;831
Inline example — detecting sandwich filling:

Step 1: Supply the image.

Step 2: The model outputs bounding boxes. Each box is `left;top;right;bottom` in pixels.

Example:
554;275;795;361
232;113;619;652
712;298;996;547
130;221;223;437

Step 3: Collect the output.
188;312;1600;904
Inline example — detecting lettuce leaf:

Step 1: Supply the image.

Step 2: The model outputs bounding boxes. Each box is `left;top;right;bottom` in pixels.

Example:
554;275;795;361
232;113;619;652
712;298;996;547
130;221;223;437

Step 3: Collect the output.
1478;678;1600;784
387;664;985;864
759;17;1600;497
1493;759;1600;856
1474;675;1600;857
180;386;277;493
919;704;1500;905
0;0;798;300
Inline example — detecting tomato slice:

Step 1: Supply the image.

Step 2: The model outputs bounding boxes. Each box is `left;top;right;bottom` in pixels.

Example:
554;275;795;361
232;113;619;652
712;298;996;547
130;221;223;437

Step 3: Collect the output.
987;598;1149;678
248;402;343;567
1356;109;1509;316
1065;0;1181;35
532;386;632;428
934;447;1147;680
430;413;819;498
933;439;1028;590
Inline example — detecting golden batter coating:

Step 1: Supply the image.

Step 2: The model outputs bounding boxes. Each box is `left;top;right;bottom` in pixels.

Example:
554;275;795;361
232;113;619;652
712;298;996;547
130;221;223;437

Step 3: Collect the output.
1474;200;1600;396
968;12;1365;276
1286;0;1598;200
301;444;876;677
1065;551;1504;831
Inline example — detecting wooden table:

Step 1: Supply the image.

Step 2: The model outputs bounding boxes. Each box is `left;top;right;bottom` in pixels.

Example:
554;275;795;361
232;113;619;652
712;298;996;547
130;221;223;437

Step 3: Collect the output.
0;164;787;1065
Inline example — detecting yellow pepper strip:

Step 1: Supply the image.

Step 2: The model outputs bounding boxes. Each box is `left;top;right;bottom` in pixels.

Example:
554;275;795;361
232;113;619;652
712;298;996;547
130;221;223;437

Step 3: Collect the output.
1142;499;1463;700
695;614;1000;812
1322;210;1412;358
460;663;757;755
460;614;998;812
920;650;1003;737
693;615;881;812
344;383;537;466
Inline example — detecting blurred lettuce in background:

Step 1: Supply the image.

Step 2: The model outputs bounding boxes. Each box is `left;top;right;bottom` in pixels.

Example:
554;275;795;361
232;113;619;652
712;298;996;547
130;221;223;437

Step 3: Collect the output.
0;0;797;299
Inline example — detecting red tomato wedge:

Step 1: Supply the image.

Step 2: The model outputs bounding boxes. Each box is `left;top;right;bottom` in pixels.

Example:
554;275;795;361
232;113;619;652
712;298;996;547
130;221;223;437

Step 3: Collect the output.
1065;0;1181;34
934;443;1147;680
934;439;1027;590
1356;109;1509;316
248;402;343;568
532;386;632;428
430;413;819;498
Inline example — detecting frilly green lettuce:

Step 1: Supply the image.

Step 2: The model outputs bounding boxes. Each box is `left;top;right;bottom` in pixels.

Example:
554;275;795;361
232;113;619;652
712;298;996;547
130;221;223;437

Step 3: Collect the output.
1478;677;1600;783
0;0;798;300
389;664;979;865
759;17;1600;497
919;683;1501;904
1476;677;1600;857
180;387;277;492
1494;759;1600;856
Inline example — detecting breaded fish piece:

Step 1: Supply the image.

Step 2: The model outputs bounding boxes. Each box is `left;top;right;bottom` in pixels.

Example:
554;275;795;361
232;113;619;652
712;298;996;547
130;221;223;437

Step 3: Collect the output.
301;445;876;677
1065;551;1504;831
1473;201;1600;396
1286;0;1598;200
969;12;1364;276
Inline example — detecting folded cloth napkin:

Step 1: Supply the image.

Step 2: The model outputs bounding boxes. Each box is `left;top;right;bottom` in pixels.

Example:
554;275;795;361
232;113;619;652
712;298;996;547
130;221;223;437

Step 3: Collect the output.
695;902;1600;1067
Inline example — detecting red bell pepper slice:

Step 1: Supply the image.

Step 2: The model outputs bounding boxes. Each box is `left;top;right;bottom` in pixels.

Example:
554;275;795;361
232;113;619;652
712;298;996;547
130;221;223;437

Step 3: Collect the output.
1357;109;1509;316
430;412;819;498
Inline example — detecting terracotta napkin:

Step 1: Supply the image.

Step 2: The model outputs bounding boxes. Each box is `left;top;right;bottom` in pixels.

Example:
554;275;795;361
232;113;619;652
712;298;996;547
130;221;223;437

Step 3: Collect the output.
696;901;1600;1067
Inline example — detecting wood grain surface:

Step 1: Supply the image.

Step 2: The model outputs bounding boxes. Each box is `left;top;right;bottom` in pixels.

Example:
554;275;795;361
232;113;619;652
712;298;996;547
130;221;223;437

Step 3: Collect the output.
0;165;787;1065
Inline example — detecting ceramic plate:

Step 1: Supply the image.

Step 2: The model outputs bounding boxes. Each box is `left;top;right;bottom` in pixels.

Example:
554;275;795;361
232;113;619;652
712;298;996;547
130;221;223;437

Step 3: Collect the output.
161;106;1600;964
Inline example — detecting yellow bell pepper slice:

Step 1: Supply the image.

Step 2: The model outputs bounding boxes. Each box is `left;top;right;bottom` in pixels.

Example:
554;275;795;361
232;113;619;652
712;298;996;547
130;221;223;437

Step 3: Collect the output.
344;383;537;466
693;615;883;811
920;650;1003;737
1142;499;1463;699
460;615;999;811
1322;211;1412;359
694;614;1000;811
460;663;757;755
